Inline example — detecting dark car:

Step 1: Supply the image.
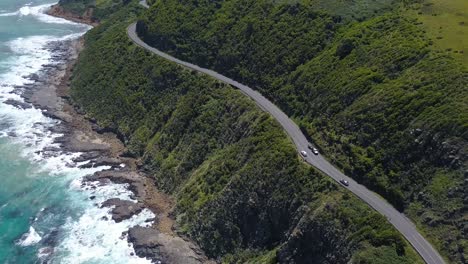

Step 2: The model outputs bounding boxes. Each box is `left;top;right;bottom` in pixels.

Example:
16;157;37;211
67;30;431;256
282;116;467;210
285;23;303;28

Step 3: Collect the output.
339;179;349;186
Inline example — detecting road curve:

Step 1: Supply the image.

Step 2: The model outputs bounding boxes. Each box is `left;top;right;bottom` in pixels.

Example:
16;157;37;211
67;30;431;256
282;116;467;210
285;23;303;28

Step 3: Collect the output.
127;5;445;264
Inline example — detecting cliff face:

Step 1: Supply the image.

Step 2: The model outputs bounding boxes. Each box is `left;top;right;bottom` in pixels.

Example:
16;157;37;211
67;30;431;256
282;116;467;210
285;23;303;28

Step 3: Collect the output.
136;0;467;262
47;4;98;26
59;2;424;263
55;0;130;22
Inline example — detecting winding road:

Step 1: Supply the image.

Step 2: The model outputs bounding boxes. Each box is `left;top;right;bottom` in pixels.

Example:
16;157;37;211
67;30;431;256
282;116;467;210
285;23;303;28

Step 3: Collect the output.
127;2;445;263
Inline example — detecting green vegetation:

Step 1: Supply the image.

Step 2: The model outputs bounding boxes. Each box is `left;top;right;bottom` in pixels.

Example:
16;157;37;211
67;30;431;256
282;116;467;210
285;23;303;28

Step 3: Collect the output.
57;0;130;20
287;0;397;22
137;0;467;262
404;0;468;66
57;0;94;14
61;2;423;262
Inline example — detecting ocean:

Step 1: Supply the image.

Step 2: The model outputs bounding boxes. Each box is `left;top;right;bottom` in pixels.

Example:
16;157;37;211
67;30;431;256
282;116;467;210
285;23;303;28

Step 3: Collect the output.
0;1;154;263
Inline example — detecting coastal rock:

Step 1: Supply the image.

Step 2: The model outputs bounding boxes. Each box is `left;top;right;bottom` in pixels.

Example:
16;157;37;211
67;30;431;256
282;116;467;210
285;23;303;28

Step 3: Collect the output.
85;170;146;200
73;151;102;162
3;99;32;110
79;157;122;169
90;123;116;134
46;4;99;26
41;64;60;71
42;110;73;123
41;229;60;246
94;157;122;167
65;130;111;152
101;198;145;223
48;124;68;134
25;73;40;82
128;226;204;264
38;246;54;262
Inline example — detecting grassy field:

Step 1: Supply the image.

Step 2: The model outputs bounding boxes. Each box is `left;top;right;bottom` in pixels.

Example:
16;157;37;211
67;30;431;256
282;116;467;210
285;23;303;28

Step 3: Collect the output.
405;0;468;66
304;0;396;21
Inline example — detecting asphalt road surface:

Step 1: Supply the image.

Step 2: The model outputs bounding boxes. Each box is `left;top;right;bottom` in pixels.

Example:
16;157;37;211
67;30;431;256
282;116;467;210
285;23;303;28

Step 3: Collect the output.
127;6;445;263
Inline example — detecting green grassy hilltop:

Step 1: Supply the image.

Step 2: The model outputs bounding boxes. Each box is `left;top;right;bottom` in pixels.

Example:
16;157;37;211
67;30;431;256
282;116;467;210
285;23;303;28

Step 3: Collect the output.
405;0;467;65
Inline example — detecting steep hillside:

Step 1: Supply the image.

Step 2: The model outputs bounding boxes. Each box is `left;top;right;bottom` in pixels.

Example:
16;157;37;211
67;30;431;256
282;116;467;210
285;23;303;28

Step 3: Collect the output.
137;0;467;262
61;2;423;263
56;0;129;21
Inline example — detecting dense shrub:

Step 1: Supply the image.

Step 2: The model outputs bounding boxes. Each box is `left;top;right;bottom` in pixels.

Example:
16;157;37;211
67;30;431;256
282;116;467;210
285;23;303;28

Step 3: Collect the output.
137;1;467;261
64;2;422;263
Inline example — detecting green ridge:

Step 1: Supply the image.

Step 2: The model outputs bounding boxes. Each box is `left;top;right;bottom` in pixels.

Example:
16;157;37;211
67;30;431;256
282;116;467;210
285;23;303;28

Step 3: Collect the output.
136;0;467;262
62;1;424;262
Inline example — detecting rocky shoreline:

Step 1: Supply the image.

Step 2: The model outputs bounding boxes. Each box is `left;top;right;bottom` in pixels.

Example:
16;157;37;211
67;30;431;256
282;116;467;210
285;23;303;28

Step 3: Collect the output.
46;4;99;26
18;6;212;264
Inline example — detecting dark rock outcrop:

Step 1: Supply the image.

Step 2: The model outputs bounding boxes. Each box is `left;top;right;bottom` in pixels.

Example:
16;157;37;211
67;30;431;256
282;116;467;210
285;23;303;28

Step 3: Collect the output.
101;198;145;223
78;157;122;169
4;99;32;110
85;170;146;200
128;226;205;264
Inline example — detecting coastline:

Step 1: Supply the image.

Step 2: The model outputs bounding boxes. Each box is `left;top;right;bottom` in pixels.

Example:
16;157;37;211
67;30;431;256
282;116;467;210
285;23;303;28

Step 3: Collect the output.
23;5;212;263
46;4;99;27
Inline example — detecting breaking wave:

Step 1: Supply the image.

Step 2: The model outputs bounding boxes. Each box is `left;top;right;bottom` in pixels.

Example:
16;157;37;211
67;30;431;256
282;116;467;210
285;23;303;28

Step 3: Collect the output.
0;2;155;263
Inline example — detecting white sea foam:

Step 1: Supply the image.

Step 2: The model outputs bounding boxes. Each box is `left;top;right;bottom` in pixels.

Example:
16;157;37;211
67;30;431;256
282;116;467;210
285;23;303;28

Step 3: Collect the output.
73;180;134;202
18;226;42;246
57;181;154;264
28;4;84;25
0;32;87;172
0;4;89;169
0;2;155;263
0;3;90;27
1;32;85;92
0;35;52;90
0;11;17;17
59;210;154;264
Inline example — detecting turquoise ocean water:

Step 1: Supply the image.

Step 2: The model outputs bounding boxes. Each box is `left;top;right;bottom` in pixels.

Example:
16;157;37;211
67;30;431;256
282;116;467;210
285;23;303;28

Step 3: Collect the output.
0;1;154;263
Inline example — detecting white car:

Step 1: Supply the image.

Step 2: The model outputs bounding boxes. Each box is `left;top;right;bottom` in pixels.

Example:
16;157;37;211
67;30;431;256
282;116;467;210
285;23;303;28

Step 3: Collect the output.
308;145;319;155
312;148;319;155
300;150;308;157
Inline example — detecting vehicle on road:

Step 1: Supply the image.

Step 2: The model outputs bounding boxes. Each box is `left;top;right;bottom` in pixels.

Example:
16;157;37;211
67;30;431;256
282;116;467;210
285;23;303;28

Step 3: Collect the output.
339;179;349;186
308;145;319;155
129;17;447;263
312;148;319;155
